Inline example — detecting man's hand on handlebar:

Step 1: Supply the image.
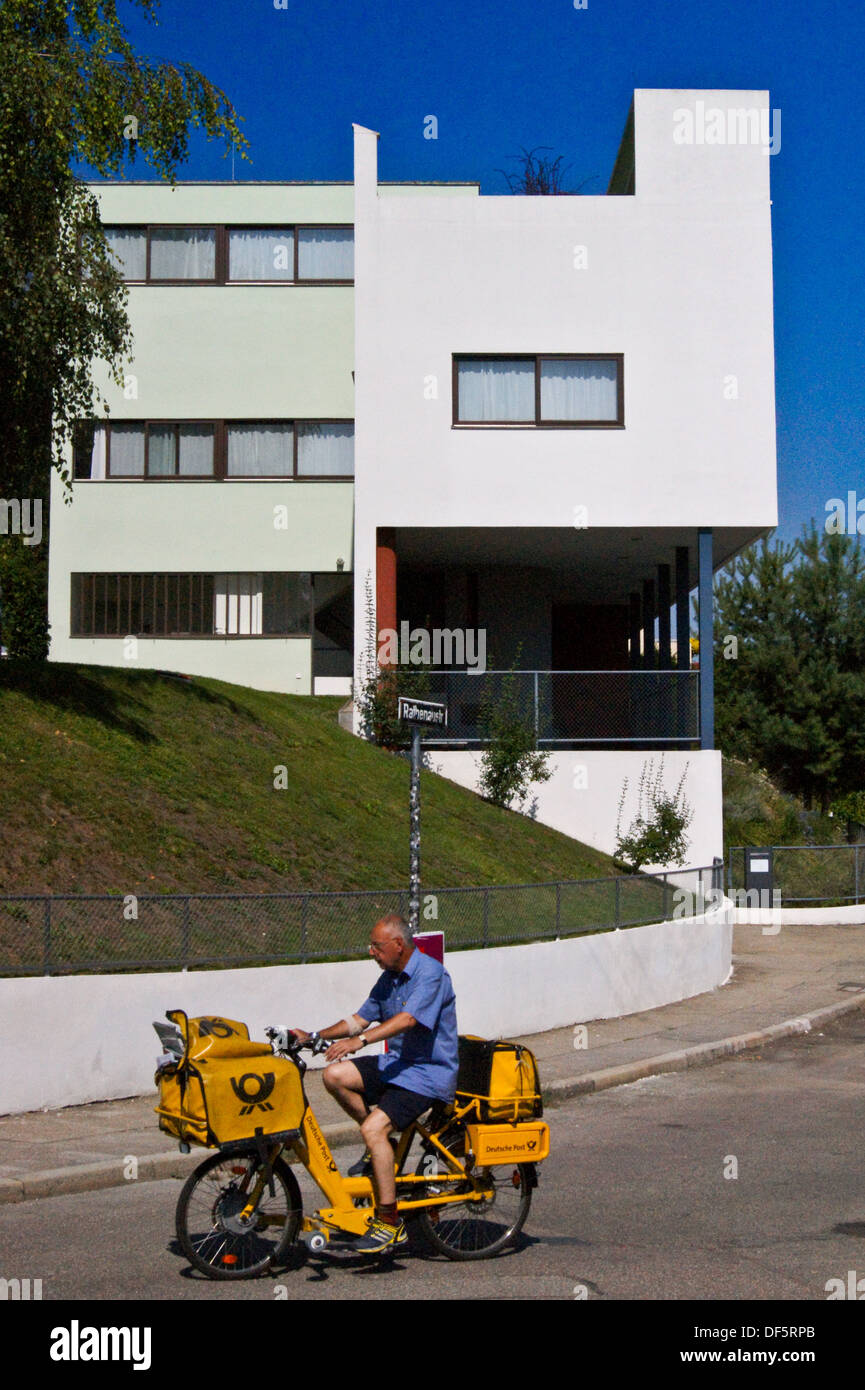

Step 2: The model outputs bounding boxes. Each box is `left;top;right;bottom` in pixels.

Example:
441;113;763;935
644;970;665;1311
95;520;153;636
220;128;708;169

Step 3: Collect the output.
324;1036;363;1063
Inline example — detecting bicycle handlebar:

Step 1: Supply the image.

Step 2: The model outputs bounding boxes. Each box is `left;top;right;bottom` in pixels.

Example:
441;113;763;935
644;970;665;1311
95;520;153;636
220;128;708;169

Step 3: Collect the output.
265;1027;330;1058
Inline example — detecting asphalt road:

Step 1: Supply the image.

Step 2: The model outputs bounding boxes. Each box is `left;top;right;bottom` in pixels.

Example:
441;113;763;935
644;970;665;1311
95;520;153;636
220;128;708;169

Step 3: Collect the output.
3;1013;865;1302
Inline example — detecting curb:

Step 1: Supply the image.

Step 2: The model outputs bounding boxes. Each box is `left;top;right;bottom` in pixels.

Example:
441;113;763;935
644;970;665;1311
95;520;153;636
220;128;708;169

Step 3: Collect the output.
542;992;865;1104
3;995;865;1206
0;1121;359;1206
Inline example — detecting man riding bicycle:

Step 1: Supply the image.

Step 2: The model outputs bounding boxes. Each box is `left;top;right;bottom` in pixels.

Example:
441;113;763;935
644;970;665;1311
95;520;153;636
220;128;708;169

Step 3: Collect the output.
291;913;458;1254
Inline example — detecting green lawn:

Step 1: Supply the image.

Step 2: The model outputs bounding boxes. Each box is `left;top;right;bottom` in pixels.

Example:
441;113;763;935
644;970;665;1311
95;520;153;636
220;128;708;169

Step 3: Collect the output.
0;662;619;898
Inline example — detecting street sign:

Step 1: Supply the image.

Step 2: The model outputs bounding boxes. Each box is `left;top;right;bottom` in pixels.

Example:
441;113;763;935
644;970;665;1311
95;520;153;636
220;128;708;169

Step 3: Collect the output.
397;697;448;729
413;930;444;963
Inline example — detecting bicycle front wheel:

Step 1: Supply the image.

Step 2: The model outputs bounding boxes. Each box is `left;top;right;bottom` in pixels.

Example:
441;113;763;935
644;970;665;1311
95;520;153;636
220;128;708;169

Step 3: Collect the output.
415;1132;532;1261
175;1147;302;1281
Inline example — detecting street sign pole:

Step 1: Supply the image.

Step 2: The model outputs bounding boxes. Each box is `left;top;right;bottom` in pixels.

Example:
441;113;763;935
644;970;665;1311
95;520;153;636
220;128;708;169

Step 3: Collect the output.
397;696;448;937
409;724;421;933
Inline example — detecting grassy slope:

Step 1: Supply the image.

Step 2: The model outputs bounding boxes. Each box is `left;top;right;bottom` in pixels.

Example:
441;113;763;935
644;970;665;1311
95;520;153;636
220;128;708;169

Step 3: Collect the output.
722;756;836;854
0;664;617;895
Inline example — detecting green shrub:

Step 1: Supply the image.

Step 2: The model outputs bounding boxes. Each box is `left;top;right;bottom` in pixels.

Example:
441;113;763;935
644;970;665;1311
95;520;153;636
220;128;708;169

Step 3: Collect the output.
615;758;693;871
0;541;50;660
477;668;551;810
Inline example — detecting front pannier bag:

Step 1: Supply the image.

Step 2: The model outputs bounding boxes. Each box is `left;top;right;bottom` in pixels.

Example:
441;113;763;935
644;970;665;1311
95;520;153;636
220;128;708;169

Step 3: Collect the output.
155;1011;307;1150
455;1035;543;1122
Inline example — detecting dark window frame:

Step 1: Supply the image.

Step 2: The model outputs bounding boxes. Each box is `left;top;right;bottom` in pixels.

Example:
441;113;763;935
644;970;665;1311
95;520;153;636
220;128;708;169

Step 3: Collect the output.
90;420;354;481
146;224;219;285
105;420;219;479
452;353;625;428
100;224;355;286
69;572;337;639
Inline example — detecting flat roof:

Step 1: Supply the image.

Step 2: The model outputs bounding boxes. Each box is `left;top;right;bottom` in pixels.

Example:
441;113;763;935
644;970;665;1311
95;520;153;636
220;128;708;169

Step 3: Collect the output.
87;179;481;188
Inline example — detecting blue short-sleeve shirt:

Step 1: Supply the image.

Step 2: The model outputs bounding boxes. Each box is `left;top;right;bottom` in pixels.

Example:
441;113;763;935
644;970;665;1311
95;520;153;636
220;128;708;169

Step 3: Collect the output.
356;948;459;1102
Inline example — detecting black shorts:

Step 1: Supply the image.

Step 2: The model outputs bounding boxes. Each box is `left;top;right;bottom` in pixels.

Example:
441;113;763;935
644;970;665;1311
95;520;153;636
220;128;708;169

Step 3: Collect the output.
353;1056;435;1130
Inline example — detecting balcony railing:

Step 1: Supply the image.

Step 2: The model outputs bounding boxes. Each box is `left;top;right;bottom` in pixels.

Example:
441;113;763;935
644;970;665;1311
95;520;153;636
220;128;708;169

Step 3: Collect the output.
421;670;700;746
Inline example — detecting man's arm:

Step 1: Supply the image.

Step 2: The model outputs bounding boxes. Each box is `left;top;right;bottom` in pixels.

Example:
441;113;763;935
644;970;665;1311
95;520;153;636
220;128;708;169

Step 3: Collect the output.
290;1014;369;1045
324;1011;416;1063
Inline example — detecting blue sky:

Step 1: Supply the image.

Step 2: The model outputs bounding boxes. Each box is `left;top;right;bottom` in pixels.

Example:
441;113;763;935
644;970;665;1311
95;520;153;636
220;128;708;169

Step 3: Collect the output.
101;0;865;545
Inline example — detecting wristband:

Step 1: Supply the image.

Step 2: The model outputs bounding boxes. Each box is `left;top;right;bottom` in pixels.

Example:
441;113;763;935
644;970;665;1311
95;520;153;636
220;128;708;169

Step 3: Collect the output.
358;1034;369;1048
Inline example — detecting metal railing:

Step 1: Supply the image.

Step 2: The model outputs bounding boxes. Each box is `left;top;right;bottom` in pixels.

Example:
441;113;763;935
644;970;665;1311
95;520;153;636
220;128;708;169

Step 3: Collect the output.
0;863;721;976
727;844;865;907
420;670;700;745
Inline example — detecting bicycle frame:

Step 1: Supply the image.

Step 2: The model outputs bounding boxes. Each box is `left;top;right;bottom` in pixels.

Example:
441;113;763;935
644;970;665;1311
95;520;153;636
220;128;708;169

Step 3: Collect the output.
238;1092;490;1241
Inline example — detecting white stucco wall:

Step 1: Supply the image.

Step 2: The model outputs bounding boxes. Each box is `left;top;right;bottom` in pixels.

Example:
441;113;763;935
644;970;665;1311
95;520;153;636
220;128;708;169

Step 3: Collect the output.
429;749;723;869
352;89;778;673
0;907;731;1114
46;636;312;696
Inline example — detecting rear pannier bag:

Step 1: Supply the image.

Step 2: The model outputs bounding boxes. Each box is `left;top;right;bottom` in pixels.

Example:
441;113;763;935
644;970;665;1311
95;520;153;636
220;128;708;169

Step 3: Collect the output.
155;1011;307;1150
455;1035;543;1122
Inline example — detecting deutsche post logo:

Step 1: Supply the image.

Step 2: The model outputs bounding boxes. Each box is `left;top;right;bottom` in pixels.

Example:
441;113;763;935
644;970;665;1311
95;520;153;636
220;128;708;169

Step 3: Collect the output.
230;1072;276;1115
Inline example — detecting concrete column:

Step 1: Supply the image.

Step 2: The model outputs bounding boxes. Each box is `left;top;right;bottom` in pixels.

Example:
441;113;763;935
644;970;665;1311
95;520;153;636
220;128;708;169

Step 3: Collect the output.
629;592;641;668
657;563;671;669
698;529;714;749
376;527;397;666
675;546;690;670
642;578;655;670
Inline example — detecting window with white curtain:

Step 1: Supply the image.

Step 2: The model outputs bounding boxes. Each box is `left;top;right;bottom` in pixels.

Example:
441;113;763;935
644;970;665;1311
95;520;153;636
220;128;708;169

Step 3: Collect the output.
104;228;147;281
228;229;295;281
108;424;146;476
213;574;264;635
80;420;354;479
456;359;535;422
74;423;108;479
540;359;619;421
149;228;216;280
147;424;215;476
455;355;623;425
296;422;354;476
227;424;294;477
297;227;354;280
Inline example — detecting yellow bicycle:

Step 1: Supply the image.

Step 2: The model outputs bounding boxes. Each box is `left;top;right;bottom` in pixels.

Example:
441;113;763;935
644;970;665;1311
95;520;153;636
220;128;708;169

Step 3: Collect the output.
155;1014;549;1280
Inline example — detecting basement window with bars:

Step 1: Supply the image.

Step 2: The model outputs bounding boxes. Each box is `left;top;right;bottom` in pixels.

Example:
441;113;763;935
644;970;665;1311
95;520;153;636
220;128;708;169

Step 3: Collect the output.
71;573;314;637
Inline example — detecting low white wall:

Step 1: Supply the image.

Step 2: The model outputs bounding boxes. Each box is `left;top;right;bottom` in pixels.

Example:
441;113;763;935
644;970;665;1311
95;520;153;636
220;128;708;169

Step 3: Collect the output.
0;908;731;1115
48;637;312;697
733;904;865;927
430;749;724;868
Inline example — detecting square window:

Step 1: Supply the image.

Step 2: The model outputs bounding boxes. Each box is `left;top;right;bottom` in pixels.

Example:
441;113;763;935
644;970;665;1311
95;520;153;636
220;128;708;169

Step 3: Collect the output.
103;228;147;281
109;424;145;476
227;424;294;477
297;227;354;280
296;422;354;476
540;358;620;422
228;229;295;281
456;359;535;422
149;228;216;280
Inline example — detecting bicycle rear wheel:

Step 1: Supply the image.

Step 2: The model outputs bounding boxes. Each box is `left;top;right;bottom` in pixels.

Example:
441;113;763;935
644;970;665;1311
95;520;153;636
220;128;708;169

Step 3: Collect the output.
175;1147;302;1281
415;1131;532;1261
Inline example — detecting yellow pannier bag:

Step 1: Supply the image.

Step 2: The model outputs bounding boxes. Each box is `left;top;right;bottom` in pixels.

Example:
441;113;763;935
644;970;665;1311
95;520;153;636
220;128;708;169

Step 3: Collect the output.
466;1121;550;1166
154;1011;307;1150
456;1035;543;1123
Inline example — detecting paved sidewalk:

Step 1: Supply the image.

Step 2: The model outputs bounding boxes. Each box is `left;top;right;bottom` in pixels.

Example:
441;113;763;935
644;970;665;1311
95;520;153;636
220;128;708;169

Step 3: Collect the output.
2;921;865;1203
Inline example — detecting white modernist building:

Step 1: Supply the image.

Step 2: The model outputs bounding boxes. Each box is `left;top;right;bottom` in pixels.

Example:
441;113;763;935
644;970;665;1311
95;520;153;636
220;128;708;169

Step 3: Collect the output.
49;90;778;862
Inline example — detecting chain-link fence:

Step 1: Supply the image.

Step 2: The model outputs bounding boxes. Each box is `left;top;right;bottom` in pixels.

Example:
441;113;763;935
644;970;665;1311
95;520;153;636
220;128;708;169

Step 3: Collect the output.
727;844;865;907
422;670;700;745
0;864;721;976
